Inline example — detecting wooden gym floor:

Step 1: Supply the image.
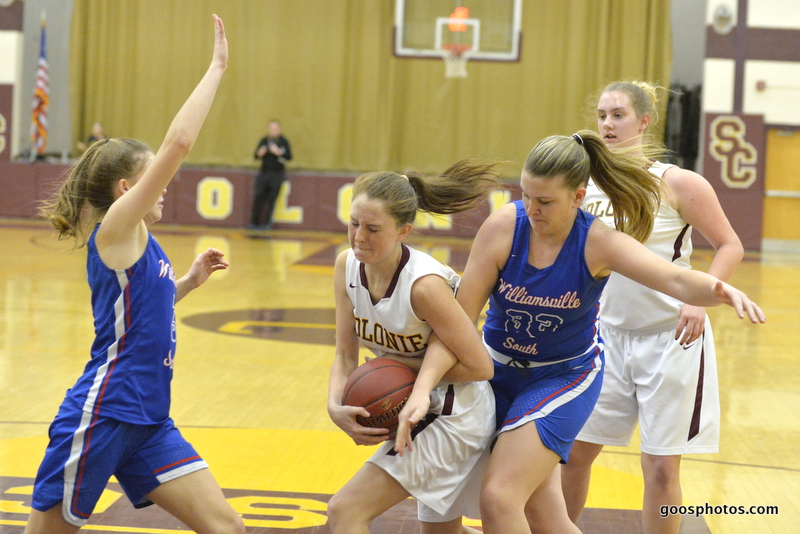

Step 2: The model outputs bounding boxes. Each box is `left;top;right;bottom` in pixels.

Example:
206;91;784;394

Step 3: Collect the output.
0;218;797;533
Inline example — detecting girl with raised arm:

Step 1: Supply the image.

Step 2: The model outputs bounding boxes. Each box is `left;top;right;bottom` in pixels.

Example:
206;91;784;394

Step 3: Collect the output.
25;16;242;534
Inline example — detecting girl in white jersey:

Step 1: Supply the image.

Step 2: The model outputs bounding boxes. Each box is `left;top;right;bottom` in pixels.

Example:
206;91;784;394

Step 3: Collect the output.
327;161;501;534
27;16;242;534
562;81;745;534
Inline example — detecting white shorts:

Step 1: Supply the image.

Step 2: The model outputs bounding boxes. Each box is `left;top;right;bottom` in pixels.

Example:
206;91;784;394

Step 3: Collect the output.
368;380;495;522
576;318;719;455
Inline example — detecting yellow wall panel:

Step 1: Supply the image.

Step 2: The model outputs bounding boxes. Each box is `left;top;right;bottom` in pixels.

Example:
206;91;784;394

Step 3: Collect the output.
763;129;800;240
763;197;800;240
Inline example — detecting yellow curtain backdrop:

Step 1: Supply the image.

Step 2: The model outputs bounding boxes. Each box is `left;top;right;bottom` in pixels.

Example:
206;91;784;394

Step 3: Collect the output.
70;0;671;175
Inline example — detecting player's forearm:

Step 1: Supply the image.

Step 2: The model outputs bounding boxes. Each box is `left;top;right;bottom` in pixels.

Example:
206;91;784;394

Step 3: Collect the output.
175;276;197;303
442;360;493;383
414;350;454;395
328;351;355;409
670;269;724;307
160;62;226;159
705;241;744;282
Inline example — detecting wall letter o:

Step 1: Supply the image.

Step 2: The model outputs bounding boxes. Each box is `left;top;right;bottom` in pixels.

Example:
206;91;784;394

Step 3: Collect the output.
196;177;234;220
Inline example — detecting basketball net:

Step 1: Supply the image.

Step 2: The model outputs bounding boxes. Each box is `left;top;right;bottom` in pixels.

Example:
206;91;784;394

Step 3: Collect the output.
442;44;470;79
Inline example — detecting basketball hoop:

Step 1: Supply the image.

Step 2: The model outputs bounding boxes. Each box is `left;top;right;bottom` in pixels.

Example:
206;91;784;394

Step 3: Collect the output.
442;44;471;79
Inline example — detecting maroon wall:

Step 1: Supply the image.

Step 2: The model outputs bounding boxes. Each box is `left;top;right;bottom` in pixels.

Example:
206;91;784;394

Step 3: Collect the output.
0;163;508;238
0;85;12;163
2;157;763;248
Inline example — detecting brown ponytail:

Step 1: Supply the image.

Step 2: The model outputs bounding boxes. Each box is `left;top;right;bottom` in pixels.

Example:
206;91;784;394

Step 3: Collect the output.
352;160;503;226
38;138;151;247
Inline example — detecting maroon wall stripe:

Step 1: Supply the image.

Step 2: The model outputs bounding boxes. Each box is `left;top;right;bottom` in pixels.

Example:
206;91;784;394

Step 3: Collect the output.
0;2;23;31
707;27;800;62
705;27;735;59
732;0;748;113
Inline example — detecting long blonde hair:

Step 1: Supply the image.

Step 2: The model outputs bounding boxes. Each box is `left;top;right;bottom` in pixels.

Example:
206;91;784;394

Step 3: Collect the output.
524;131;662;243
38;138;151;247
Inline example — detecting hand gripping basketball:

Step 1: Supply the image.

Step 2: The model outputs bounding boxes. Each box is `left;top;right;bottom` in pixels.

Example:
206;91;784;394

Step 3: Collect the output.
342;358;417;432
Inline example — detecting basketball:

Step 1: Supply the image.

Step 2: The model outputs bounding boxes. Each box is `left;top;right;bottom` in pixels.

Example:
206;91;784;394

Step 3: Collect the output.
342;358;417;431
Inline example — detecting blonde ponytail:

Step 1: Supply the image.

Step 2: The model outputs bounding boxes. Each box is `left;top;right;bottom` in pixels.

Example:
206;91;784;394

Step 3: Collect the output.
524;130;662;243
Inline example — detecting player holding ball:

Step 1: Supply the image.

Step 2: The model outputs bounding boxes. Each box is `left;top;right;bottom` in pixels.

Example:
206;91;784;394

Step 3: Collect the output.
327;162;502;534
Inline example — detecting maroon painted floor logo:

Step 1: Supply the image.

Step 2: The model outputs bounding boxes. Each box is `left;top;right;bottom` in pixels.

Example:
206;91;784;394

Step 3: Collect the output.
182;308;336;345
0;476;710;533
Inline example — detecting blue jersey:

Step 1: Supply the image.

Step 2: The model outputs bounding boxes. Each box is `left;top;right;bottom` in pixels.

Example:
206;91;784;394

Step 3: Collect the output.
65;227;177;424
483;202;607;363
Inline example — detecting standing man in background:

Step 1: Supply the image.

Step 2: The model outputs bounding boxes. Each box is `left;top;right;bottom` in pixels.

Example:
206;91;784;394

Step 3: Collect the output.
250;120;292;229
75;122;109;153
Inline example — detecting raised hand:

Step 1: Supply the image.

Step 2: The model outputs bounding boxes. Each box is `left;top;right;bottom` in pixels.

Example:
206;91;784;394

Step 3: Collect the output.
211;14;228;71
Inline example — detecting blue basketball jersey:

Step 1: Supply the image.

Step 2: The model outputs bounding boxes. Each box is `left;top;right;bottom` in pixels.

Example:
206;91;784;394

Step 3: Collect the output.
483;201;607;363
65;226;177;424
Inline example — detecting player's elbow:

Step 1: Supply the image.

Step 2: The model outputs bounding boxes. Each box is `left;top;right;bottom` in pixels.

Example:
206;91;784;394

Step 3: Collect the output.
727;239;745;265
163;129;194;156
473;357;494;381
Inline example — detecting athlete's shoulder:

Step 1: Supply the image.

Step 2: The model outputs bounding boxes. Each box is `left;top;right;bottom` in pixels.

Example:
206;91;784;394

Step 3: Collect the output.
334;248;353;281
649;160;676;176
661;165;717;204
660;164;705;188
482;201;518;230
405;246;457;278
336;248;351;265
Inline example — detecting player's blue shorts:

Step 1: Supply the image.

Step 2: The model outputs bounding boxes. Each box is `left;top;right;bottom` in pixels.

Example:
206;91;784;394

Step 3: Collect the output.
31;397;208;527
489;349;604;463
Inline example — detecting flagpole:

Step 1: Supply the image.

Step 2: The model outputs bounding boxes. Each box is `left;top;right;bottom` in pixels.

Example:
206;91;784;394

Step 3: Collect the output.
30;8;49;160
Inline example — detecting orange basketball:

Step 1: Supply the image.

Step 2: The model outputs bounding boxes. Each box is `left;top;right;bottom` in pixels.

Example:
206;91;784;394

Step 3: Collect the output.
342;358;417;431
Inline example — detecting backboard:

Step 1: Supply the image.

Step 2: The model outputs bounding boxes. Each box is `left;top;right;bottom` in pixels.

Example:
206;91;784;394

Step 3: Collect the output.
394;0;522;62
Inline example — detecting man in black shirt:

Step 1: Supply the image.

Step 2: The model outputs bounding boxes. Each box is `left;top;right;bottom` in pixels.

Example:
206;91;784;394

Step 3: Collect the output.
250;120;292;229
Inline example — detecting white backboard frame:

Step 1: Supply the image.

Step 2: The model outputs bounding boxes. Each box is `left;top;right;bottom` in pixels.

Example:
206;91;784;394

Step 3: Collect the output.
394;0;522;62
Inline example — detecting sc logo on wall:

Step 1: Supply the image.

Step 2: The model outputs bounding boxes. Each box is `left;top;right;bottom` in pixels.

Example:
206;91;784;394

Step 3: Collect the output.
708;115;758;189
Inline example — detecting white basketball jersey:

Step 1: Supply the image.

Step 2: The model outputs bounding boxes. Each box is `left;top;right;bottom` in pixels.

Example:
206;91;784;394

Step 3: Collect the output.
582;161;693;331
345;245;461;358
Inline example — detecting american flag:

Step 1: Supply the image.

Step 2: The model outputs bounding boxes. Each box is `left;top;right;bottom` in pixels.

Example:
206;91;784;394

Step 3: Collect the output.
30;13;49;156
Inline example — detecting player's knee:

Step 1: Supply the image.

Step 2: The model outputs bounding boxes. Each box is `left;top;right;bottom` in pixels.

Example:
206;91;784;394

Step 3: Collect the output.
643;456;681;491
480;479;516;520
326;492;360;530
209;509;245;534
23;505;77;534
229;515;246;534
567;440;603;467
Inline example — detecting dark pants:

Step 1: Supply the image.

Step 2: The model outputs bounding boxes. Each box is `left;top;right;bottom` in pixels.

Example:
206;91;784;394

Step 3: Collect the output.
250;171;285;227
